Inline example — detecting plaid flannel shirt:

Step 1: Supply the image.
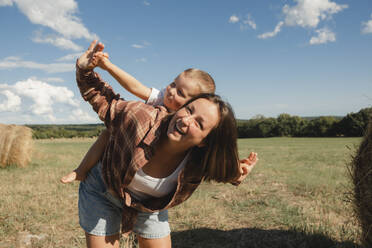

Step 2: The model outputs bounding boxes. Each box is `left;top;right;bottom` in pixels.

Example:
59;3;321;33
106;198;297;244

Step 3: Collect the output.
76;65;203;234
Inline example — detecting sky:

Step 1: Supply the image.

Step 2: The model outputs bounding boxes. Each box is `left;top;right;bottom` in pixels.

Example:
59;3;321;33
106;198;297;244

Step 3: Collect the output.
0;0;371;124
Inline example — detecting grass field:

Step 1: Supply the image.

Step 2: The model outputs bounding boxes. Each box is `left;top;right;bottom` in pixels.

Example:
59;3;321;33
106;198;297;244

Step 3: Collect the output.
0;137;363;248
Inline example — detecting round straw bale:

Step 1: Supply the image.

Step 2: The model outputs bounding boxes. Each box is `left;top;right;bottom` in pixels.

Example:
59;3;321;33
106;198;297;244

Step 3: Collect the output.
351;116;372;247
0;124;33;168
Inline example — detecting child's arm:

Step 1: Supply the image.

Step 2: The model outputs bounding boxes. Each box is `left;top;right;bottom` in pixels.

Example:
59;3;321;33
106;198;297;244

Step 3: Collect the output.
93;52;152;101
60;129;110;183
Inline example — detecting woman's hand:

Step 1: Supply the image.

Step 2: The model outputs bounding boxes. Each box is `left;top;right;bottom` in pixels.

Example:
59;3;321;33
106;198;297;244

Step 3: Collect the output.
77;40;105;70
235;152;258;184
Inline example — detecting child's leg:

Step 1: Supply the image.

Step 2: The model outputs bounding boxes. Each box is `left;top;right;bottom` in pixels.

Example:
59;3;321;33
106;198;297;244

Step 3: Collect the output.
60;129;110;183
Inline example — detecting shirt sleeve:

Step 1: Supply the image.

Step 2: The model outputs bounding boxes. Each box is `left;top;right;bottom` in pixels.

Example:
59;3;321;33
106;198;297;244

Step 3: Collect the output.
76;63;130;129
146;87;165;106
76;64;167;146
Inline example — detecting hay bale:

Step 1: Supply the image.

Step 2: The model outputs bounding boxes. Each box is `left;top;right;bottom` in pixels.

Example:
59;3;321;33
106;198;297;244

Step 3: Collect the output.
0;124;33;168
351;117;372;247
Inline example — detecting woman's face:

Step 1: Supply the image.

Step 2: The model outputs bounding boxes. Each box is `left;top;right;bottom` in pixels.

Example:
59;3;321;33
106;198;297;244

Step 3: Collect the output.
167;98;220;150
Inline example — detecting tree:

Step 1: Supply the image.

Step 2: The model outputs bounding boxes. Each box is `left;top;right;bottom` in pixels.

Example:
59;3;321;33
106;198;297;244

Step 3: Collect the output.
336;108;372;137
276;113;307;137
302;116;338;137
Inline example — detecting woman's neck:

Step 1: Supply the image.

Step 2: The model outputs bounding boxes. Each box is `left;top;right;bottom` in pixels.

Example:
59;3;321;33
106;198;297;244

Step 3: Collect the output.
142;138;189;178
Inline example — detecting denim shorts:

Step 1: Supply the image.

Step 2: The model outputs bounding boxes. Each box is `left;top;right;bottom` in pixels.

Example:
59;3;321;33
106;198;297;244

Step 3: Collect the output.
78;162;170;238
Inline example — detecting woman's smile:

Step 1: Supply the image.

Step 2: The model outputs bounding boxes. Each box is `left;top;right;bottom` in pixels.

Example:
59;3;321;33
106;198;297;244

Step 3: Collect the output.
175;119;186;135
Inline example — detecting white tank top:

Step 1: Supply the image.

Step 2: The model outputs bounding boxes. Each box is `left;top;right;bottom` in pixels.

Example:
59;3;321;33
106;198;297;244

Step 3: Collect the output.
127;153;189;200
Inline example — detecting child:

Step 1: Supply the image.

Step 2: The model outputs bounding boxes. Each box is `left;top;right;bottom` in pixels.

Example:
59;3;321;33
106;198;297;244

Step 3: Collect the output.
60;42;216;183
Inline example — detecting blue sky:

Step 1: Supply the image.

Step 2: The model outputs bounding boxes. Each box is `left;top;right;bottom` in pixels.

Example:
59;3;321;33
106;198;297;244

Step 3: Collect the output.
0;0;371;124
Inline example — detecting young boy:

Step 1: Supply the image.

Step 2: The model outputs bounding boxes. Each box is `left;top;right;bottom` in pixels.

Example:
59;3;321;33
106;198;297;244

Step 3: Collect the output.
61;43;216;183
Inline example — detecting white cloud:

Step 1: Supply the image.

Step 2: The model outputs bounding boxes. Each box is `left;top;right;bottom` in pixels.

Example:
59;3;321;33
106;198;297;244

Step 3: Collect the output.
258;0;347;40
242;15;257;30
0;56;74;73
24;76;65;83
229;15;239;24
362;14;372;34
132;44;144;49
229;14;257;30
131;41;151;49
56;52;82;62
143;1;150;6
0;78;99;123
1;0;98;50
309;28;336;45
283;0;348;28
258;21;284;39
0;90;21;111
43;77;65;83
32;32;83;51
13;78;78;115
0;78;85;122
69;109;98;123
0;0;13;6
13;0;97;39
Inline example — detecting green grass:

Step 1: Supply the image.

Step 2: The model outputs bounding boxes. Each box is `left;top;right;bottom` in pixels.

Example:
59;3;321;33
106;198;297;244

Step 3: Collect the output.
0;137;362;247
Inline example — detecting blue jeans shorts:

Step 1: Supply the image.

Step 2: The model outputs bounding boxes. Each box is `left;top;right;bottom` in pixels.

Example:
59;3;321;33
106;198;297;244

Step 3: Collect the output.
78;162;171;238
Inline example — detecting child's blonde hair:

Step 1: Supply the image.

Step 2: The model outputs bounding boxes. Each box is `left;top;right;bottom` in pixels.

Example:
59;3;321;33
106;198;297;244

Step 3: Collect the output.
182;68;215;94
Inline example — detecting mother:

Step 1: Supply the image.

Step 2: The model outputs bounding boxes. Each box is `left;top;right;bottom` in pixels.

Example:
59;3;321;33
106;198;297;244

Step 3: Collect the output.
76;41;257;248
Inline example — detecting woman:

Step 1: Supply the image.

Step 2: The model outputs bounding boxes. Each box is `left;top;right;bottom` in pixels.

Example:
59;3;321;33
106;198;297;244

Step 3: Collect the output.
75;41;257;248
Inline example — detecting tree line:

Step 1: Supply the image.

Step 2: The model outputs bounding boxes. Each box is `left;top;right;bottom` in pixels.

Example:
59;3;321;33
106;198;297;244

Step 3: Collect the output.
27;107;371;139
28;124;105;139
237;107;372;138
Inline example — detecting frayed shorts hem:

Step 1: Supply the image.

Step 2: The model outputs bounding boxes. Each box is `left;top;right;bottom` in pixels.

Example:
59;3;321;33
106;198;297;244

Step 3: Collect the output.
80;221;170;239
135;230;171;239
79;220;120;237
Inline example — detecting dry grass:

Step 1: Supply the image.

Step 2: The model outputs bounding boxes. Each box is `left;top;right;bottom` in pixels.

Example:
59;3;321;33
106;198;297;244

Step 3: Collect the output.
0;137;363;247
0;124;33;168
350;117;372;247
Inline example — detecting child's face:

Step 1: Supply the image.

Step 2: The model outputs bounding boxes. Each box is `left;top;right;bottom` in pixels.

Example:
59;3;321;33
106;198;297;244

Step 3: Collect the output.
163;73;200;111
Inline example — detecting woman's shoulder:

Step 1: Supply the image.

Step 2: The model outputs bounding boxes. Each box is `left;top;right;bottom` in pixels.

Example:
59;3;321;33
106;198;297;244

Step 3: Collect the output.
124;101;167;116
113;100;169;147
116;100;169;126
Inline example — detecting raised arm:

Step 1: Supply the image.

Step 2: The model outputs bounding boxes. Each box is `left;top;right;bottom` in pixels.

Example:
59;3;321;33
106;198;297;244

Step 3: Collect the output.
93;52;152;101
76;41;163;144
76;40;126;128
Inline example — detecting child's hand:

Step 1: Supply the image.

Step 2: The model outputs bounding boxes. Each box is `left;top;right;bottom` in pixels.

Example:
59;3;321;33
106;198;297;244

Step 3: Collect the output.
60;170;86;184
235;152;258;184
93;51;110;71
77;40;104;70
